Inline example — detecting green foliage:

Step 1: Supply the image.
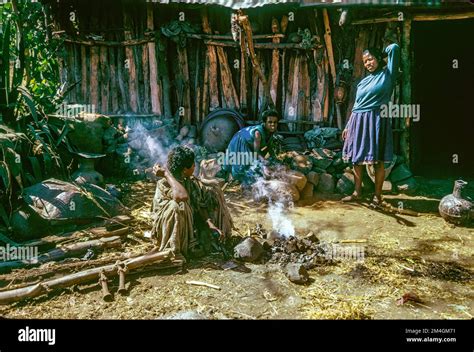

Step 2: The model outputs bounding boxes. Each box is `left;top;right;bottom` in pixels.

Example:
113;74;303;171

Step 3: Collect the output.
0;1;68;229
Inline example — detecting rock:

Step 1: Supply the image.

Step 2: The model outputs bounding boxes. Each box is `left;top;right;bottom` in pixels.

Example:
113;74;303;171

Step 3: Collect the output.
306;171;320;186
285;170;307;191
336;172;355;195
389;163;413;183
382;180;392;192
316;173;335;193
284;237;299;254
292;154;313;174
179;125;190;137
233;237;264;262
303;231;319;243
187;125;197;138
175;134;184;142
252;179;300;203
394;177;417;195
301;182;314;200
285;263;309;284
311;157;333;170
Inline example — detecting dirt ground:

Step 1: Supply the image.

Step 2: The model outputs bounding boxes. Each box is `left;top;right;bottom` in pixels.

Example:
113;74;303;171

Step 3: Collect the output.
0;177;472;319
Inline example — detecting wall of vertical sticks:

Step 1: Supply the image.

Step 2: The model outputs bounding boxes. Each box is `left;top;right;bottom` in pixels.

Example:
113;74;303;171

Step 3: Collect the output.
50;0;404;153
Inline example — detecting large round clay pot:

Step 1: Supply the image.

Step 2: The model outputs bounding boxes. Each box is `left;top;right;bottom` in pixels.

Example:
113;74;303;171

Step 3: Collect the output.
199;109;245;153
439;180;472;225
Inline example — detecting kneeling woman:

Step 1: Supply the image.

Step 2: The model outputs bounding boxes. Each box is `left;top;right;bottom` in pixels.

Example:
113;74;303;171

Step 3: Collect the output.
224;109;279;184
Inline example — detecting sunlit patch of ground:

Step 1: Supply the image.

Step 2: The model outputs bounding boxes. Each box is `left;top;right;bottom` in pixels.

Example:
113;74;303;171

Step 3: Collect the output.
0;177;472;319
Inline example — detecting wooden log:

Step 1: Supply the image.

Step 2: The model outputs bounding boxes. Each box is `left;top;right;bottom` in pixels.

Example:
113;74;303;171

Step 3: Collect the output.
202;10;220;110
323;9;336;89
351;11;474;25
90;46;100;112
216;46;240;110
0;236;122;272
400;19;412;166
204;40;322;50
257;51;266;114
141;43;150;114
81;45;88;104
194;44;201;124
186;33;285;40
116;36;129;112
123;11;138;113
0;250;174;305
202;50;210;120
280;15;289;115
108;46;119;113
147;3;161;115
239;30;247;111
100;45;110;113
62;36;155;47
270;17;280;107
251;53;259;118
66;43;76;103
284;54;300;131
323;49;330;122
346;28;370;122
238;13;274;109
177;45;192;125
300;54;311;129
157;36;172;118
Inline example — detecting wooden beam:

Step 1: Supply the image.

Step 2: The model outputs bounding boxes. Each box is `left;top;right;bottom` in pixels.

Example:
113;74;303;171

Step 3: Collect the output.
147;3;162;115
270;17;281;107
204;40;322;50
202;10;220;110
352;11;474;25
400;19;412;167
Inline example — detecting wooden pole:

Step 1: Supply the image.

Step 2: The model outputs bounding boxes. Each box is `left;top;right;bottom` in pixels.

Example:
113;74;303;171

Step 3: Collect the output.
90;46;100;112
123;11;138;113
80;45;88;105
202;10;220;110
400;19;412;166
238;13;275;109
352;11;474;25
346;28;370;122
270;17;280;107
216;45;240;109
176;45;192;125
239;30;247;111
147;4;162;115
202;50;210;121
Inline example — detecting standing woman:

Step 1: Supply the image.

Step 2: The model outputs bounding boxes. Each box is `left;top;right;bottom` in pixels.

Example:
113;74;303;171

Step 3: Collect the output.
342;42;400;205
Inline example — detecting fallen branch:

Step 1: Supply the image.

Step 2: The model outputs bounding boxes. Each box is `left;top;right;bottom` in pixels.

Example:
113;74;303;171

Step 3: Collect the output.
0;249;173;305
0;236;122;272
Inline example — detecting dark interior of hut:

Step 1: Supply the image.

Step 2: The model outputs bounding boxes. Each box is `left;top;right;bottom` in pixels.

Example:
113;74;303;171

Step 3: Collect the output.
411;18;474;178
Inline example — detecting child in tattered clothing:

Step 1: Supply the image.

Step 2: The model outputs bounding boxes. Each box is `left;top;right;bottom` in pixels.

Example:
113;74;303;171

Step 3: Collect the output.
151;146;232;261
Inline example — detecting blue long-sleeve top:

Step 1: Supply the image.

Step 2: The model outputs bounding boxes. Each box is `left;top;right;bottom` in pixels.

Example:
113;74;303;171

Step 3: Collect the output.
351;43;400;113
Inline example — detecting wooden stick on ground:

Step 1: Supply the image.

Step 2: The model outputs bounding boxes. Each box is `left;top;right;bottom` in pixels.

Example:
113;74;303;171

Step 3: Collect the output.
186;280;221;290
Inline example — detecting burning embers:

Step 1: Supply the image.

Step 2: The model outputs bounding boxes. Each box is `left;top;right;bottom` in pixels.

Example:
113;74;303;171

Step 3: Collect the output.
233;224;365;284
